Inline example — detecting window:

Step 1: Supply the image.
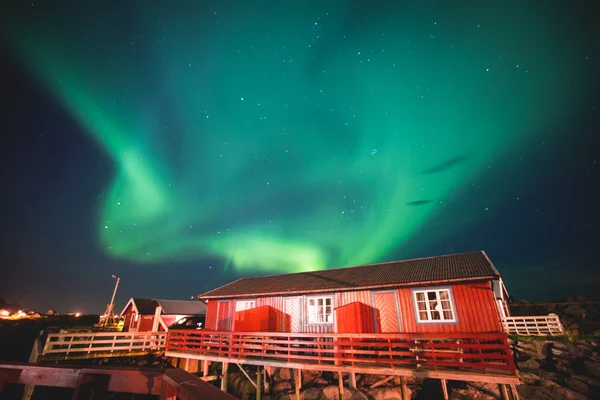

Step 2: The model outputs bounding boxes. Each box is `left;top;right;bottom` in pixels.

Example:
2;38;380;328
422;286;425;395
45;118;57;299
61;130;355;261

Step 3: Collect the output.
413;289;456;322
306;296;334;324
235;299;256;312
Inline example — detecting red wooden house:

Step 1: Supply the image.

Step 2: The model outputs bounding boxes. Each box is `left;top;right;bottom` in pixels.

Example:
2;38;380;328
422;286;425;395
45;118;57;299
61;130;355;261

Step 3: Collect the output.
198;251;511;334
120;298;207;332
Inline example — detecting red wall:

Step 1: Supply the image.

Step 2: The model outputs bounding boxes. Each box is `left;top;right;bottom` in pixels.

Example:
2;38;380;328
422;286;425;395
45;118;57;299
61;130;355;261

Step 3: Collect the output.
397;281;502;333
138;315;155;332
121;304;135;332
203;280;502;334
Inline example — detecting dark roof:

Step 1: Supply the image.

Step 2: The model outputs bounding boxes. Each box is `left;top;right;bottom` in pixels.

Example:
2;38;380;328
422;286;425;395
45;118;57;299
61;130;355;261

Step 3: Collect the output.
199;251;500;300
132;298;159;314
131;298;206;315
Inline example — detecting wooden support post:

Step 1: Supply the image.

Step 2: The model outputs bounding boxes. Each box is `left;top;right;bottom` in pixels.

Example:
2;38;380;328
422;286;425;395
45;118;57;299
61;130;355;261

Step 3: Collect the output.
263;366;270;392
294;368;301;400
256;367;262;400
499;383;510;400
509;384;520;400
338;372;344;400
441;378;448;400
203;360;210;377
349;372;356;389
221;362;229;392
400;376;409;400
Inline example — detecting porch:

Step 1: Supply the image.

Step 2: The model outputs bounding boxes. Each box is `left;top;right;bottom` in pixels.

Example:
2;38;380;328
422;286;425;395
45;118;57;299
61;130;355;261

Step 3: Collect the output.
166;330;521;399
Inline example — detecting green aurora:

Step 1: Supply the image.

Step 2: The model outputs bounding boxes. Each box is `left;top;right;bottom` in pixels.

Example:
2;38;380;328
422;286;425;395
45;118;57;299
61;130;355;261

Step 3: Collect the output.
3;1;589;273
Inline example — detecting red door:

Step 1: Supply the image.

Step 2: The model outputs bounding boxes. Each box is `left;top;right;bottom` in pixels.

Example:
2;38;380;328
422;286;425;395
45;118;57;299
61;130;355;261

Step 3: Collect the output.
372;291;400;333
216;300;232;331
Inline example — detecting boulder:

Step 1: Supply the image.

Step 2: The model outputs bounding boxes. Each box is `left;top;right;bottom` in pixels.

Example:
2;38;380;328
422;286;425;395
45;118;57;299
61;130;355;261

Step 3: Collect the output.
301;388;324;400
319;385;369;400
516;385;587;400
362;386;408;400
518;358;541;370
274;368;294;381
584;361;600;378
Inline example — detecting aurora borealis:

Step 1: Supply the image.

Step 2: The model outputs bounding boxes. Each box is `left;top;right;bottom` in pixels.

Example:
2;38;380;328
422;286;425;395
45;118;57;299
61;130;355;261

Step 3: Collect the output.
1;1;599;311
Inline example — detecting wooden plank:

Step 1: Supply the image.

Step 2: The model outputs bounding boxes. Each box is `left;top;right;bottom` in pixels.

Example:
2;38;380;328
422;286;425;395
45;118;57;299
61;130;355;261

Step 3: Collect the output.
338;372;344;400
370;375;393;389
349;372;356;388
162;368;237;400
441;378;448;400
0;363;162;395
221;362;229;392
294;368;301;400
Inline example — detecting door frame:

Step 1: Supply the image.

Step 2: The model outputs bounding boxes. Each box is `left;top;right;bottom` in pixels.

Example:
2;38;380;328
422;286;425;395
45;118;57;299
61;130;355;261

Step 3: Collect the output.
283;296;303;333
371;290;402;333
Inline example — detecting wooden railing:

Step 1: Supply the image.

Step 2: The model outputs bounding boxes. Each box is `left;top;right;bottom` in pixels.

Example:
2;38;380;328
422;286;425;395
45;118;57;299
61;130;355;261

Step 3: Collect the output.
42;331;166;358
502;314;565;336
167;330;517;375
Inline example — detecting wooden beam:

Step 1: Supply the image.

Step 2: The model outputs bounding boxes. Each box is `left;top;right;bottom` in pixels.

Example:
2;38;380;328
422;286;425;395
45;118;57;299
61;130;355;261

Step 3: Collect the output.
294;368;301;400
349;372;356;389
0;363;162;395
441;378;448;400
236;364;257;389
221;362;229;392
499;383;510;400
72;373;110;400
256;367;262;400
338;372;344;400
203;360;210;377
510;384;520;400
160;380;177;400
370;375;394;389
400;376;409;400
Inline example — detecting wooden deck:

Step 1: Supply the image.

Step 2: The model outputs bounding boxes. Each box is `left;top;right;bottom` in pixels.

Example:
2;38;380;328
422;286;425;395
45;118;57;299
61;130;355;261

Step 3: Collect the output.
0;362;236;400
166;330;520;385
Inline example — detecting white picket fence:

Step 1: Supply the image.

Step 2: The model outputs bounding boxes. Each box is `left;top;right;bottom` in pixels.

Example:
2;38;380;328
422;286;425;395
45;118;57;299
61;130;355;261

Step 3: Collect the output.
502;313;565;336
42;331;166;358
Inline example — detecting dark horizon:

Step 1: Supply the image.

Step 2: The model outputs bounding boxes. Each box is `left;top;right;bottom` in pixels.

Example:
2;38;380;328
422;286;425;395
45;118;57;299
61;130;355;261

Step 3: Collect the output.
1;0;598;314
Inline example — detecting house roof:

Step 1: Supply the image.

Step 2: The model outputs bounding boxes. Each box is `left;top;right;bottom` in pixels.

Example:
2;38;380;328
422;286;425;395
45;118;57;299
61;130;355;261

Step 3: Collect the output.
156;299;207;315
199;251;500;300
121;298;206;316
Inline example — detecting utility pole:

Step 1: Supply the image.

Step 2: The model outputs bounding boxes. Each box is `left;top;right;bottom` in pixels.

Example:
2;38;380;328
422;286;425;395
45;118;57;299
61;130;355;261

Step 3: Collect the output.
102;275;120;328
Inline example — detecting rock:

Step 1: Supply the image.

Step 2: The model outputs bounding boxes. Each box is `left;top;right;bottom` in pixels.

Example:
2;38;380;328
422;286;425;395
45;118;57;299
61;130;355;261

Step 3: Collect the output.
518;358;541;370
517;385;587;400
312;377;330;386
300;388;323;400
318;385;369;400
584;361;600;378
566;376;590;394
272;380;294;393
274;367;294;381
362;386;408;400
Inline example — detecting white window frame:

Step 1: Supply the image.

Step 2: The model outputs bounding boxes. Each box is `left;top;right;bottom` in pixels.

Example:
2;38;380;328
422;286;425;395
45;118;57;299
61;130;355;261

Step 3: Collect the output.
235;299;256;312
412;288;457;323
306;295;334;325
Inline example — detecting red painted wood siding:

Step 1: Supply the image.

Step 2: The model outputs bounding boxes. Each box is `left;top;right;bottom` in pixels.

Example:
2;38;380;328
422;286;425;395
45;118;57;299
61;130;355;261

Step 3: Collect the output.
121;304;134;332
234;306;284;332
138;315;154;332
397;281;502;333
206;300;218;330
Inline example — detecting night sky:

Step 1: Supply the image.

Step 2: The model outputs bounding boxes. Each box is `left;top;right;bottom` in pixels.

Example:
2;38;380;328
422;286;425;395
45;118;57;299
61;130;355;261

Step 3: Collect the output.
1;1;598;314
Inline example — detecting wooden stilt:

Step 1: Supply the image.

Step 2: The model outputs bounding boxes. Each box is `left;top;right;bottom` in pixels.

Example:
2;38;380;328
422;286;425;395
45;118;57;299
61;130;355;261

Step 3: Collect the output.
400;376;409;400
256;367;262;400
349;372;357;389
441;378;448;400
509;384;520;400
263;366;270;392
203;360;210;377
221;362;229;392
499;383;510;400
294;368;301;400
338;372;344;400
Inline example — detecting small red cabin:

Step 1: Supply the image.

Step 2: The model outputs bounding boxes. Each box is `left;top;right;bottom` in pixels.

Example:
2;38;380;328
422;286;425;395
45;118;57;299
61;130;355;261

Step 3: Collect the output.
199;251;511;334
120;298;206;332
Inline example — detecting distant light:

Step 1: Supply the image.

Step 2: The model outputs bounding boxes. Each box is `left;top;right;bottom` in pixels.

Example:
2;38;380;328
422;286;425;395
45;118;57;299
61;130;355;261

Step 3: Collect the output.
0;310;9;317
75;312;81;317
